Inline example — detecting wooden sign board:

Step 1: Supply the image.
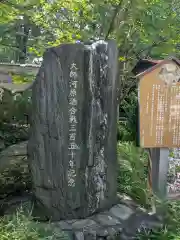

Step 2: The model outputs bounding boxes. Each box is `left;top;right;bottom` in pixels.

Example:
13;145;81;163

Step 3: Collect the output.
139;60;180;148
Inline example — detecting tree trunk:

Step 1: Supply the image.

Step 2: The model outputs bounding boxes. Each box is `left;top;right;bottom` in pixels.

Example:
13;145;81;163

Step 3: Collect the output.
15;18;30;64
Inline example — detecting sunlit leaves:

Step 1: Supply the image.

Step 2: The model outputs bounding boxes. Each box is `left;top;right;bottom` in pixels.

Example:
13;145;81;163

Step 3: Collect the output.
0;0;179;64
0;3;18;23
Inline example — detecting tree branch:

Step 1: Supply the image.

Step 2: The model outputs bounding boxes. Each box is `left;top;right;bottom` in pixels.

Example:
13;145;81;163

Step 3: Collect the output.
122;37;168;66
105;0;124;40
0;42;20;50
135;37;167;58
119;77;137;103
1;0;36;10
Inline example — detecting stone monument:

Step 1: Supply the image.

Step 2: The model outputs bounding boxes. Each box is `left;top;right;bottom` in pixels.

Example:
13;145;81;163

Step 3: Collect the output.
28;40;118;221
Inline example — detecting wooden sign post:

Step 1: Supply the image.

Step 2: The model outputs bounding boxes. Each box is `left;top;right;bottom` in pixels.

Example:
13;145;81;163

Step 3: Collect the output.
138;58;180;199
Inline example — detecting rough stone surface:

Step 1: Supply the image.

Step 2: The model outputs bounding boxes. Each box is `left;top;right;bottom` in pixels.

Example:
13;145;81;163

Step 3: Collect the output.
72;219;96;230
28;41;119;220
96;212;121;226
51;202;163;240
0;141;27;171
117;194;139;210
109;204;133;220
57;221;73;231
0;141;31;200
74;231;84;240
0;140;5;151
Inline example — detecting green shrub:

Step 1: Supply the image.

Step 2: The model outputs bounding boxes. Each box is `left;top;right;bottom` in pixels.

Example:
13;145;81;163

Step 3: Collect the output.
138;201;180;240
118;90;138;142
0;90;31;125
0;209;69;240
117;142;150;208
0;90;31;147
117;142;180;240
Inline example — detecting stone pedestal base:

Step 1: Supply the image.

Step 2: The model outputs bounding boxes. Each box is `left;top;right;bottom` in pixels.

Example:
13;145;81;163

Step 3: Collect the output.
1;194;163;240
51;198;162;240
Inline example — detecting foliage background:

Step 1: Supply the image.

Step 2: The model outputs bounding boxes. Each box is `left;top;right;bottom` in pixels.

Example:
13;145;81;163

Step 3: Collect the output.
0;0;180;239
1;0;179;145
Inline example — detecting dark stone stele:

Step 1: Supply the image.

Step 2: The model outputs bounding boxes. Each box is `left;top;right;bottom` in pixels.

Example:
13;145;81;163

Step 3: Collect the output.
28;40;119;221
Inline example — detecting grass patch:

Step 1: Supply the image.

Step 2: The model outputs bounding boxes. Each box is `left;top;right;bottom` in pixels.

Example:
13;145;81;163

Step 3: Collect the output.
118;142;180;240
1;141;180;239
137;201;180;239
117;142;151;208
0;208;70;240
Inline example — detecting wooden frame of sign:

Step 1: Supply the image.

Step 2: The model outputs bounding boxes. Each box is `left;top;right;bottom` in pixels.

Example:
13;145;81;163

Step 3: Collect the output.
137;57;180;200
